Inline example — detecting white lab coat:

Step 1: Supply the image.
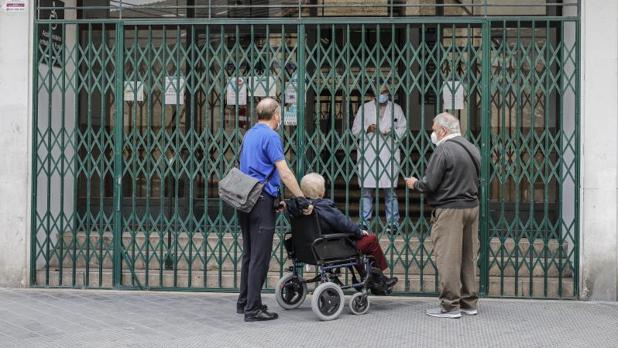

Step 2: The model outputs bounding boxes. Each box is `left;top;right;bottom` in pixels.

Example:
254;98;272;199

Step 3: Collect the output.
352;100;407;188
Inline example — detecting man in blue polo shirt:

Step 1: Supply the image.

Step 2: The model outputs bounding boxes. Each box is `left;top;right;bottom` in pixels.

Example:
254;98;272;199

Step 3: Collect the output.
237;97;307;322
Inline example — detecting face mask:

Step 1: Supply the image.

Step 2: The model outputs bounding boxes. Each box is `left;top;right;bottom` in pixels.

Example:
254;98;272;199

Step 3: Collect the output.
378;94;388;104
430;131;438;145
276;115;282;131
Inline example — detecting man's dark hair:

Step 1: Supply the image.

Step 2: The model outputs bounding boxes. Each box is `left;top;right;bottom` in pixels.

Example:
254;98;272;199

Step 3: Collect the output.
256;98;280;120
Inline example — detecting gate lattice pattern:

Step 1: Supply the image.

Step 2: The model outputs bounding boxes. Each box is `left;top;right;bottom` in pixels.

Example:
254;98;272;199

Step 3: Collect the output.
32;18;579;298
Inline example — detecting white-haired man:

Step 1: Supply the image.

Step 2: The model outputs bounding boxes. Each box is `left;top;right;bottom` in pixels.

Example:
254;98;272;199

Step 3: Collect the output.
405;113;481;319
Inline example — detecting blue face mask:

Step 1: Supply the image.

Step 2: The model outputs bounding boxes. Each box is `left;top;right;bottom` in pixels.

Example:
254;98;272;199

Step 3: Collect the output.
378;94;389;104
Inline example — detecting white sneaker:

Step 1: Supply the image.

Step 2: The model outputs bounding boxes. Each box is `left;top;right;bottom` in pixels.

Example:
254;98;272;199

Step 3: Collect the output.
461;308;478;316
425;307;461;319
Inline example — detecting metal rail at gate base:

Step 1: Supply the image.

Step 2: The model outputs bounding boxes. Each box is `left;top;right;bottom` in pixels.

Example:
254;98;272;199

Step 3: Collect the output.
30;4;580;298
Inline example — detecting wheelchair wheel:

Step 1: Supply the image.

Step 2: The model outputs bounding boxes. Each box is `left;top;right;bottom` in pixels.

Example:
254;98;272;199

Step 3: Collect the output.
275;273;307;310
349;292;370;315
311;282;345;321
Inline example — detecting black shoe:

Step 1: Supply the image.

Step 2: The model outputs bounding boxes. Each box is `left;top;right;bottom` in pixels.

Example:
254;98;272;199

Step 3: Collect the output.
386;225;400;235
237;304;268;314
385;276;398;289
244;309;279;322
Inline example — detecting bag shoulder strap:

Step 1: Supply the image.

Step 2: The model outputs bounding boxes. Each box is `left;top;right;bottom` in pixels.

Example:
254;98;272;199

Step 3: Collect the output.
263;165;277;185
237;130;248;167
447;137;480;177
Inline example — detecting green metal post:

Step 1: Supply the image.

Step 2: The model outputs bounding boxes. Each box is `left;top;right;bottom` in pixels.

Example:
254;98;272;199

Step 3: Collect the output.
574;18;581;298
479;19;491;296
113;24;125;288
297;24;306;178
29;22;40;286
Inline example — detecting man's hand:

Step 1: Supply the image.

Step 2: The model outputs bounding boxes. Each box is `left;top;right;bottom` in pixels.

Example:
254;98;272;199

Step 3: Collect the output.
302;204;314;215
361;230;369;236
381;127;391;136
275;200;286;213
405;177;418;190
366;124;377;133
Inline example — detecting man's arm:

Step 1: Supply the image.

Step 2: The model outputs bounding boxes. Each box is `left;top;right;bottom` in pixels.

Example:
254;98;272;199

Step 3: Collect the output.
381;104;406;139
412;148;447;193
275;159;304;198
319;204;362;239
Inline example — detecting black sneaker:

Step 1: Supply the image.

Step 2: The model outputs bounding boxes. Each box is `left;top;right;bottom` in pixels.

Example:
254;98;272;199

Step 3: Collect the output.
244;309;279;322
386;225;400;235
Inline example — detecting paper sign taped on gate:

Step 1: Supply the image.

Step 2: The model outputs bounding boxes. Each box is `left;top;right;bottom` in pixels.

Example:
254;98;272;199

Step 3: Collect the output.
124;81;144;102
165;77;185;105
227;77;248;106
443;81;464;110
250;76;277;97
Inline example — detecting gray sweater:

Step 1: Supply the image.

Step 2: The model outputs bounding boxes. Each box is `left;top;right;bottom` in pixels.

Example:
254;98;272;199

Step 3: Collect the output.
413;136;481;208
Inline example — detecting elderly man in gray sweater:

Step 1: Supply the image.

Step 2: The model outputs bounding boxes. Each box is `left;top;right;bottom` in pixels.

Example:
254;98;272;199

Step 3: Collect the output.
406;112;481;319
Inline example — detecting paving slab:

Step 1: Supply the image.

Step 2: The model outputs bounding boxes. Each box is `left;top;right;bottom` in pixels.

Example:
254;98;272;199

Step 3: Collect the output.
0;288;616;348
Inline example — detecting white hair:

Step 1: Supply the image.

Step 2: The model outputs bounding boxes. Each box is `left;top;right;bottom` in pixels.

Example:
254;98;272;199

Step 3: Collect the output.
433;112;461;134
300;173;326;199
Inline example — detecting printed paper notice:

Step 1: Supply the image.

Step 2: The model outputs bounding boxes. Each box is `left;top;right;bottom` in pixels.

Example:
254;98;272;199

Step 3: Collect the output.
443;81;464;110
165;77;185;105
2;0;27;12
284;104;298;126
124;81;144;102
227;77;247;106
250;76;276;97
284;83;297;104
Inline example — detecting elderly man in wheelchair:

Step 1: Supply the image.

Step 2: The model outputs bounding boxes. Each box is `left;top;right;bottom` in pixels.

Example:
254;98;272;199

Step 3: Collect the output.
275;173;398;321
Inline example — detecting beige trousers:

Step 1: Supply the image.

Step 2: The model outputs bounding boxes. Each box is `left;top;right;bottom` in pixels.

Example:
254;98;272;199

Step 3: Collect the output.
430;206;480;311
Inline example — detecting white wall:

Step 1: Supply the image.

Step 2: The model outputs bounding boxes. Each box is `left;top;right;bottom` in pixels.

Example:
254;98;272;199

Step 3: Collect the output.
0;0;78;287
0;2;32;286
580;0;618;301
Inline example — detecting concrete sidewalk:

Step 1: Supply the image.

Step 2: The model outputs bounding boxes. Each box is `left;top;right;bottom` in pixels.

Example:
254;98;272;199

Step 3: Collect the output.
0;288;616;348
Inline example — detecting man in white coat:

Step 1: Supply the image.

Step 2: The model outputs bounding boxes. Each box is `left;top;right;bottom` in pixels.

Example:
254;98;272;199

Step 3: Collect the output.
352;85;407;232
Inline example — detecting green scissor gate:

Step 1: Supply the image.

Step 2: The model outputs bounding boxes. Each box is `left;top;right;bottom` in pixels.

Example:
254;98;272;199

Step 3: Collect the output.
31;3;580;298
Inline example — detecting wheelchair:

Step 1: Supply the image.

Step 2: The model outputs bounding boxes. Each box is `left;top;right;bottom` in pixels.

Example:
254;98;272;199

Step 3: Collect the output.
274;212;382;321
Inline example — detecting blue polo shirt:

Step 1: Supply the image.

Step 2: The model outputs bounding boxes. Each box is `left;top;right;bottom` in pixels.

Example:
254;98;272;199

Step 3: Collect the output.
239;123;285;198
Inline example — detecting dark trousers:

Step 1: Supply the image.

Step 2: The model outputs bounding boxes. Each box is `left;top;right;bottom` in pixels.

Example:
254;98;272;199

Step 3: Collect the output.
237;195;276;314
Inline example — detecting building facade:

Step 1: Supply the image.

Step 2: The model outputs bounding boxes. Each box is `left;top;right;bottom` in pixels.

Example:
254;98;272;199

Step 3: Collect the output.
0;0;616;301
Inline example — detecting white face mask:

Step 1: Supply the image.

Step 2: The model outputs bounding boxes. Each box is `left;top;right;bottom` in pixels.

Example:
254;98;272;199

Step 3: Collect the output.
378;94;389;104
430;131;438;145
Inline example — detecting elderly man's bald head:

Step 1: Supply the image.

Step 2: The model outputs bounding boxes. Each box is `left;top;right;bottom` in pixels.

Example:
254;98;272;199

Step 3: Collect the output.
433;112;461;135
256;98;280;121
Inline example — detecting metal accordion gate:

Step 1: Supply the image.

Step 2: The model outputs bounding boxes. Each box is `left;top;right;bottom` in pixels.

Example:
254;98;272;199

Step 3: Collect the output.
31;7;580;298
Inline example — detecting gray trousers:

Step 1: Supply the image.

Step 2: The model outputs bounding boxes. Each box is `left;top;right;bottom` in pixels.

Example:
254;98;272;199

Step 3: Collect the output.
237;195;276;314
430;206;480;311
